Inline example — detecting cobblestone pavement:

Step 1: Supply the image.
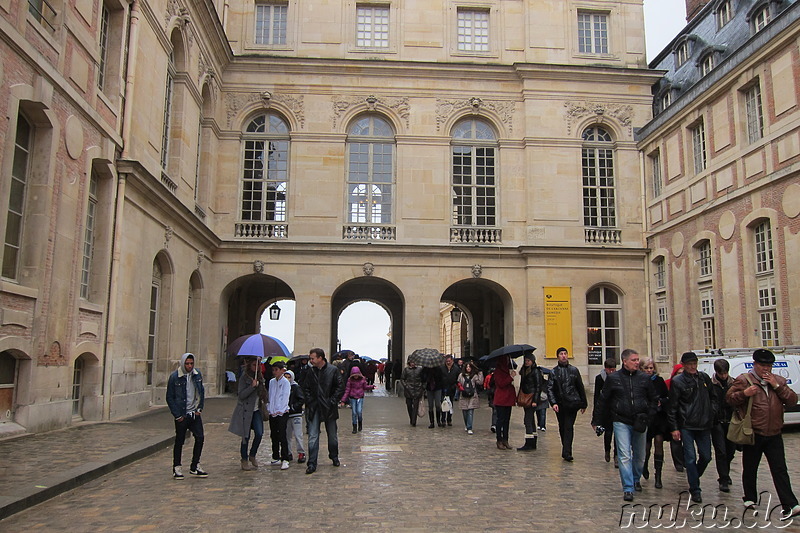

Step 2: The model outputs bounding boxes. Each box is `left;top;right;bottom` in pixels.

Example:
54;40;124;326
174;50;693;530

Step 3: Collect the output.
2;384;800;532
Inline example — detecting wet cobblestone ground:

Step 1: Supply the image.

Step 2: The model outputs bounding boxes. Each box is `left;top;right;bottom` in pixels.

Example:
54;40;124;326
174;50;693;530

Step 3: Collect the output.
2;384;800;532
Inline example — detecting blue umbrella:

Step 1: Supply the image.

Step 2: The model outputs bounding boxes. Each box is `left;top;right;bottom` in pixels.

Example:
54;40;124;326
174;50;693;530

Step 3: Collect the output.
226;333;290;359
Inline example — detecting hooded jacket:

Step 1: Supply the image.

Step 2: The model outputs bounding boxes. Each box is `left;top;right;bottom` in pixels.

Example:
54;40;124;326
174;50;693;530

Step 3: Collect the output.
228;363;267;438
492;356;517;407
341;367;374;402
166;353;205;419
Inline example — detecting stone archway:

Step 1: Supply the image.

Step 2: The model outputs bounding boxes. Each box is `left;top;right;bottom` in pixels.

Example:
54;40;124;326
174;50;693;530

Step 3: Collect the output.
442;279;513;360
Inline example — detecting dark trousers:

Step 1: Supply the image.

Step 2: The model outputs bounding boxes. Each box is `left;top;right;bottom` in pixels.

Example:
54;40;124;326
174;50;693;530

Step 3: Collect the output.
306;412;339;468
742;433;798;510
173;413;204;469
495;405;512;442
711;422;736;484
269;413;290;461
556;408;578;457
405;397;420;425
604;424;616;457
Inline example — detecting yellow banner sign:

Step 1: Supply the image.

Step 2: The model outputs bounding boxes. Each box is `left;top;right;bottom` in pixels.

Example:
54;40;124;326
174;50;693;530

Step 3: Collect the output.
544;287;572;359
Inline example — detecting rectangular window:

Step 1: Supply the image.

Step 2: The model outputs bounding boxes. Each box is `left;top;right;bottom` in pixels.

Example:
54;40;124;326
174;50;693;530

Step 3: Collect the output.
691;121;706;174
697;241;712;278
582;146;616;227
80;173;98;299
357;5;389;48
659;92;671;113
654;258;666;290
650;151;662;197
745;83;764;144
3;116;32;280
28;0;57;32
146;281;158;386
452;146;496;226
753;6;770;33
757;277;778;346
255;3;288;45
717;1;732;28
577;12;608;54
657;297;669;358
98;4;110;90
242;139;288;222
700;286;716;350
457;9;489;52
160;65;174;170
754;221;774;274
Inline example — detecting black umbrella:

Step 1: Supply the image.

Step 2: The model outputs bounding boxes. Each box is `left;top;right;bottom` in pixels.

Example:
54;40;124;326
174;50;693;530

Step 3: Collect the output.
408;348;445;368
479;344;536;363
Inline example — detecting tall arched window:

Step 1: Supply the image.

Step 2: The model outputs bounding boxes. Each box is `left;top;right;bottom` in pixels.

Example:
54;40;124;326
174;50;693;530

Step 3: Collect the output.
451;119;497;227
347;115;394;225
582;126;616;228
160;50;175;170
586;286;622;363
3;115;32;280
146;261;161;386
241;114;290;223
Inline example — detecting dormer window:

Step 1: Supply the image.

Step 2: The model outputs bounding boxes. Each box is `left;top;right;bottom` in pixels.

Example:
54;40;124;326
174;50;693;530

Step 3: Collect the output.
675;41;690;66
700;53;715;76
716;0;733;29
751;5;771;33
659;90;672;113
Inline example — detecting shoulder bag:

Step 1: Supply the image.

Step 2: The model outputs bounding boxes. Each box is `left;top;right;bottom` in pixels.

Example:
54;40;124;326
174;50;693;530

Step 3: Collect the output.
727;376;755;446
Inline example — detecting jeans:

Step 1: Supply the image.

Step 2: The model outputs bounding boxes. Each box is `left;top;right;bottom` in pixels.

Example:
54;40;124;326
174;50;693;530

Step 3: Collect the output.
462;408;474;430
495;406;512;442
269;413;290;461
680;428;712;494
742;433;799;510
173;413;204;469
556;408;578;457
536;407;547;429
349;398;363;425
240;409;264;460
613;421;646;493
306;411;339;468
711;422;736;484
287;415;305;455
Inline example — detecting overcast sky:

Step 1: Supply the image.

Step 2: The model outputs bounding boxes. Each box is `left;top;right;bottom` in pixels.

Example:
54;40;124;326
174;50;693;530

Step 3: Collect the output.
260;1;691;359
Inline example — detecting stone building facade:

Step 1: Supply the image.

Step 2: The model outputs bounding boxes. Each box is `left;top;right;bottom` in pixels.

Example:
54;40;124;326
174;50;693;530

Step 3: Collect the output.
637;0;800;363
2;0;664;432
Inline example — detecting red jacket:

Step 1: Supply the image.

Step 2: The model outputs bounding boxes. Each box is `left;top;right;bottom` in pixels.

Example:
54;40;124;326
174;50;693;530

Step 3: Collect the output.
492;356;517;407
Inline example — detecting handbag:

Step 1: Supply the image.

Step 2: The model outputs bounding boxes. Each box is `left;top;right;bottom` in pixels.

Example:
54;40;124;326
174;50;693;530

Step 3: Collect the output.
516;390;534;408
727;376;755;446
417;397;427;419
441;396;453;413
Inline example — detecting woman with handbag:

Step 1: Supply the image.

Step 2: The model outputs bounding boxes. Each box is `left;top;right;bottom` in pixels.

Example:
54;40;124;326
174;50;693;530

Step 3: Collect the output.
228;356;268;471
516;353;543;451
457;361;483;434
493;354;517;450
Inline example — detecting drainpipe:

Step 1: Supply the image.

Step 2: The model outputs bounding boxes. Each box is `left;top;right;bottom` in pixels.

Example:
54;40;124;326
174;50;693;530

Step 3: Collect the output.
639;149;654;359
120;0;141;159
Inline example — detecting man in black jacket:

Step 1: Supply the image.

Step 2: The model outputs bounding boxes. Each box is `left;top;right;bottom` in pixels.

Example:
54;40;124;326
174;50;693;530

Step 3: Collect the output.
439;355;461;426
302;347;346;474
710;358;735;493
593;348;657;502
547;347;588;461
668;351;714;503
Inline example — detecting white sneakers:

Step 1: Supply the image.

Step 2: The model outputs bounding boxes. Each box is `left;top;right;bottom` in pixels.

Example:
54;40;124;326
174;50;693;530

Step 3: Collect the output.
173;466;184;479
270;459;281;466
467;429;474;435
281;460;290;470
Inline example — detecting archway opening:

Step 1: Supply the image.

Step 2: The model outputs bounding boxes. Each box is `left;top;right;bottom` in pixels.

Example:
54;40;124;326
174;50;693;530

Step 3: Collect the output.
337;301;391;359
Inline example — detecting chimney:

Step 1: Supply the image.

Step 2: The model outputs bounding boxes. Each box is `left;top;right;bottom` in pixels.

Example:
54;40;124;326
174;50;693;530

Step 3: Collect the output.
685;0;711;21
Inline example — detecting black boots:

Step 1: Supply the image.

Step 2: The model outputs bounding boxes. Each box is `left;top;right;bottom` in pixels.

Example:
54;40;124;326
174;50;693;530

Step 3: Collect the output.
516;436;537;451
358;420;362;432
352;424;357;434
654;457;664;489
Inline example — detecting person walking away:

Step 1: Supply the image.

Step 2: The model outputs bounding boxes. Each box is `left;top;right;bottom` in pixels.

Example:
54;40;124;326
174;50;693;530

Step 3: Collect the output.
422;365;444;428
284;370;306;464
547;347;588;461
302;348;346;474
594;358;617;465
726;349;800;519
267;361;292;470
710;358;736;493
592;348;657;502
401;360;424;426
668;352;714;503
377;362;385;384
340;366;374;433
440;355;461;426
228;356;267;471
166;353;208;479
517;352;543;451
536;367;551;431
493;355;517;450
457;361;483;434
640;357;669;489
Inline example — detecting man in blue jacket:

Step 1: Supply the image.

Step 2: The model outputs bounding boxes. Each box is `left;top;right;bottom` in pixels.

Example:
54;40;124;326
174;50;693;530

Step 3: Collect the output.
166;353;208;479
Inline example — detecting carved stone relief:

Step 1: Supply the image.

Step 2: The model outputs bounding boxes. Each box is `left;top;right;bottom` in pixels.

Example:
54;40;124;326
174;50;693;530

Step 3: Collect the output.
435;98;515;134
564;101;634;136
332;95;410;129
226;92;305;129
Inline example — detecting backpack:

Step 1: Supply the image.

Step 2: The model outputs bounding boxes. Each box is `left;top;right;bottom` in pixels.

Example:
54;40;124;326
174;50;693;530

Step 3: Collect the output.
462;376;475;398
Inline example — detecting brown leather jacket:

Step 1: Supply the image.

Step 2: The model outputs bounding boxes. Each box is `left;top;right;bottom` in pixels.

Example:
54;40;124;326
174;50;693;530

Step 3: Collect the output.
726;371;797;437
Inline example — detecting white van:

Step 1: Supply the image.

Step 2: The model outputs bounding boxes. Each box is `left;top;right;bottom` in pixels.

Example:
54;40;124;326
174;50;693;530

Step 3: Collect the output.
694;348;800;426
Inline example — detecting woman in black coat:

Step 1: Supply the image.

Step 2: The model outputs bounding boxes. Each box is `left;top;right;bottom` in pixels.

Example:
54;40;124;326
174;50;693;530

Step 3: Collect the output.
640;357;669;489
517;353;543;451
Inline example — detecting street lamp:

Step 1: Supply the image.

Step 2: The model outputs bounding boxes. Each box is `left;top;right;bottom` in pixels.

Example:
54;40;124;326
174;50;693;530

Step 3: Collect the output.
450;306;462;323
269;302;281;320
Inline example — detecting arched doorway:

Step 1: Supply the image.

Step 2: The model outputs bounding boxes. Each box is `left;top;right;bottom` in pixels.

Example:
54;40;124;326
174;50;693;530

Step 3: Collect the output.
71;352;102;420
0;350;18;422
441;279;512;360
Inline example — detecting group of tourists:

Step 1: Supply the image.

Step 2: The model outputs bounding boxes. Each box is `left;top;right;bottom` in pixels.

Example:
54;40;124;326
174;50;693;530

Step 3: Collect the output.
166;345;800;519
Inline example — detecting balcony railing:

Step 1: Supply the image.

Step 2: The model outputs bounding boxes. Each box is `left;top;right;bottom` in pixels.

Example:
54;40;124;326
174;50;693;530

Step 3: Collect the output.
343;225;396;241
235;222;288;239
160;172;177;194
28;0;57;33
450;227;502;244
585;227;622;245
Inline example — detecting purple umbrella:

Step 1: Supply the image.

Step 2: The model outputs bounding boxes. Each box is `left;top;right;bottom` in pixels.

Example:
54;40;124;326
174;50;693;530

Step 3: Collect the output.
226;333;290;359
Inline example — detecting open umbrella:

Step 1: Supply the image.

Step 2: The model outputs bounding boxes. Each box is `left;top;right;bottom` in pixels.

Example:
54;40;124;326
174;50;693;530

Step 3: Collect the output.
263;355;289;364
226;333;291;359
479;344;536;363
289;353;310;362
408;348;445;368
